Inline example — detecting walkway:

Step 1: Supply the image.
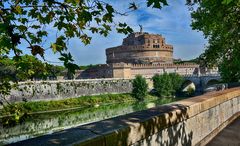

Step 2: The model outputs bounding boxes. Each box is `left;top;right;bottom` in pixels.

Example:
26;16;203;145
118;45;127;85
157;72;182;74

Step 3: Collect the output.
207;117;240;146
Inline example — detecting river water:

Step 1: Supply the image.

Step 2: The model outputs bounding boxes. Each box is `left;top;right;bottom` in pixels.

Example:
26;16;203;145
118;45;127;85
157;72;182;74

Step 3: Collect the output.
0;97;183;145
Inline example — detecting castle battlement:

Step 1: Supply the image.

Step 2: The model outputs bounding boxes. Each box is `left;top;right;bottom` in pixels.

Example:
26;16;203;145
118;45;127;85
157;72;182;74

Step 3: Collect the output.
130;63;198;68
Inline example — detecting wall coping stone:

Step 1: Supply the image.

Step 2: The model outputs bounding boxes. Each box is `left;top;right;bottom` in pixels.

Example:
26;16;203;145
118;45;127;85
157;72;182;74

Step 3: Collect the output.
15;78;131;85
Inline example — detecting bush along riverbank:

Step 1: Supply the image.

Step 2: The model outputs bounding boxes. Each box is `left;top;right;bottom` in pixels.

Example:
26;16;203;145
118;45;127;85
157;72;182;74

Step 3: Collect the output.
0;93;158;117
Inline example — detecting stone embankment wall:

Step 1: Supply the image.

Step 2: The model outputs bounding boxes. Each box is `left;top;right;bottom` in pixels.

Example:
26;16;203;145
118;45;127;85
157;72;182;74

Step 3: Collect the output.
5;78;132;103
11;88;240;146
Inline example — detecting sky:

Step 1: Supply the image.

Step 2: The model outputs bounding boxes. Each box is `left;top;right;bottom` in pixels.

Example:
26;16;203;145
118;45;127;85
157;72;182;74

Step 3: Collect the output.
18;0;207;66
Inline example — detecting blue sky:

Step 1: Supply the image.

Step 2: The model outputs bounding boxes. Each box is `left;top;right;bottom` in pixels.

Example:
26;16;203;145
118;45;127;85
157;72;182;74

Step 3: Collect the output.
18;0;207;65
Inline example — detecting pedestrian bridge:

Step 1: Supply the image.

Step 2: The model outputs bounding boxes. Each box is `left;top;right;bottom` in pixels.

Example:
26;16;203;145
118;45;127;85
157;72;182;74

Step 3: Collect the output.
11;87;240;146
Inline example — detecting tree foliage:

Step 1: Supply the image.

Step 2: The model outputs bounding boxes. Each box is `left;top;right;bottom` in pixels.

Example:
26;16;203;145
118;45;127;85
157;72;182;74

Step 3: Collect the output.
0;0;170;60
0;55;65;81
191;0;240;82
152;73;184;97
168;73;184;93
132;75;148;101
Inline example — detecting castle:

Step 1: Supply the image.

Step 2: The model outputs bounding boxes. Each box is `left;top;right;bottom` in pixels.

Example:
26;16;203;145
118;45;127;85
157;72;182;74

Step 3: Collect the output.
76;32;217;79
106;32;173;64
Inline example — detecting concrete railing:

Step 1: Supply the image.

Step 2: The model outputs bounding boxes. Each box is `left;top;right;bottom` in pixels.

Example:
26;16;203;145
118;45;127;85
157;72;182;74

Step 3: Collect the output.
11;88;240;146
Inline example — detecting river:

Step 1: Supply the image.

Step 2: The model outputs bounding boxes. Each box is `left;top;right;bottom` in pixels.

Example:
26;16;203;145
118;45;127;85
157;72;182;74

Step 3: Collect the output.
0;97;184;145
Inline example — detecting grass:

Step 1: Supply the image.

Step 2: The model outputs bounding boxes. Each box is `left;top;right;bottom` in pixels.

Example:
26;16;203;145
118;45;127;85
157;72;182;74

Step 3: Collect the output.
1;93;158;116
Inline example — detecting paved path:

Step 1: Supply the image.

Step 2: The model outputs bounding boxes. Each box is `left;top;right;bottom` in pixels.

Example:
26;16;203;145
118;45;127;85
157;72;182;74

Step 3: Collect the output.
207;117;240;146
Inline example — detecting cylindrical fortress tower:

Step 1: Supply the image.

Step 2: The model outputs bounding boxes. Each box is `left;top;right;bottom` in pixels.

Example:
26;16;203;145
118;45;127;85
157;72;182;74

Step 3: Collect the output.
106;32;173;64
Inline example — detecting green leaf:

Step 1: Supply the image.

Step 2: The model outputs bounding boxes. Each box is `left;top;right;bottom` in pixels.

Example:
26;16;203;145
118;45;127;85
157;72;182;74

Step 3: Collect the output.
37;31;48;37
19;18;28;24
15;5;22;14
94;18;101;24
51;36;67;53
80;34;92;45
90;27;98;33
222;0;233;5
129;2;138;10
103;24;111;31
18;25;27;32
51;43;57;53
31;25;41;29
147;0;168;9
97;2;104;11
28;45;45;57
106;4;114;14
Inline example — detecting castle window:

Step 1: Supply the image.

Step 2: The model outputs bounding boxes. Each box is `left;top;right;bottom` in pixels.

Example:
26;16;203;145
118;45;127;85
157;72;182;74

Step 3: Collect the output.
145;39;148;43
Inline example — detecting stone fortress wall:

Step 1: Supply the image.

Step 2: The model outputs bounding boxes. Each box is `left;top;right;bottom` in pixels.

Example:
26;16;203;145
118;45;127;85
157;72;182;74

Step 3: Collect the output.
5;79;132;103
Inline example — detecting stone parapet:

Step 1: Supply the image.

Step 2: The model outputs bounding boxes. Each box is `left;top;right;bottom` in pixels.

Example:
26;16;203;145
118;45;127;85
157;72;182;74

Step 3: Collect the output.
10;88;240;146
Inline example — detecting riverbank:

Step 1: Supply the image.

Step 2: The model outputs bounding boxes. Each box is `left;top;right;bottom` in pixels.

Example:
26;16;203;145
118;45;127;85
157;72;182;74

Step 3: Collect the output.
0;93;159;117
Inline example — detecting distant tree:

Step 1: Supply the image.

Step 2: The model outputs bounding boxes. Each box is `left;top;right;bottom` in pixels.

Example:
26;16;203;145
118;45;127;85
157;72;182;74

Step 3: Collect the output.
79;64;98;70
46;64;65;78
153;73;172;97
0;56;17;81
132;75;148;101
152;73;184;97
168;73;184;94
0;55;65;81
14;55;48;80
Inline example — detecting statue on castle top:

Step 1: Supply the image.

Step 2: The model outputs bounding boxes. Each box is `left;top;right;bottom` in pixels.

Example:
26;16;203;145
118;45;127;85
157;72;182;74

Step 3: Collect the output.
139;24;143;33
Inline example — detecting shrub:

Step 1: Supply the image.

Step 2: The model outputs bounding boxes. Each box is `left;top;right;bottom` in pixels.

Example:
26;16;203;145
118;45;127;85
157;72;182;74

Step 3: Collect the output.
152;73;184;97
152;73;172;97
132;75;148;101
168;73;184;94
